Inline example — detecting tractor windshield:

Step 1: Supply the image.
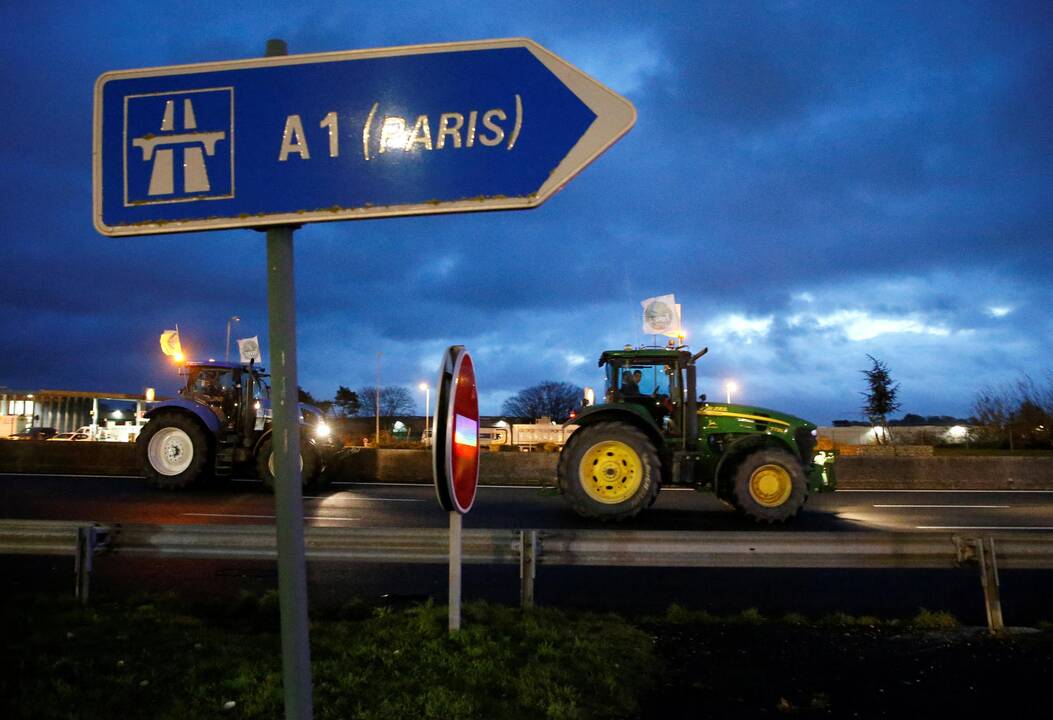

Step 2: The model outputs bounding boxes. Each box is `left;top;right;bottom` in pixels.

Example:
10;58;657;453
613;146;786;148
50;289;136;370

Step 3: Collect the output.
190;368;236;395
604;359;676;402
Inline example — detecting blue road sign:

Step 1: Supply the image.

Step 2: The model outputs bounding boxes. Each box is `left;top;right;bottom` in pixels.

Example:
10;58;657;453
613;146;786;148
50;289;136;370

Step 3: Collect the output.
93;38;636;236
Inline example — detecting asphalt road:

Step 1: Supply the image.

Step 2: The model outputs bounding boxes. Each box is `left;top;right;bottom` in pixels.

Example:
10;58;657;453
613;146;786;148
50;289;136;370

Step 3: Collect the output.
3;473;1053;623
4;472;1053;531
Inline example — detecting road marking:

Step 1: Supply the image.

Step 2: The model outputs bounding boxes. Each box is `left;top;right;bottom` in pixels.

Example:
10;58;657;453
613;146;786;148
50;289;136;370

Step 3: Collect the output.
838;489;1053;494
303;495;423;502
332;481;553;490
874;504;1011;509
0;472;144;479
183;512;360;521
916;525;1053;530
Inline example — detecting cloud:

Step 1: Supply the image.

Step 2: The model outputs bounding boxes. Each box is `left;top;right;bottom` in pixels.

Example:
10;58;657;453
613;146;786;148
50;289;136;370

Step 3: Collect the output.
703;314;774;343
791;310;950;342
1;1;1051;429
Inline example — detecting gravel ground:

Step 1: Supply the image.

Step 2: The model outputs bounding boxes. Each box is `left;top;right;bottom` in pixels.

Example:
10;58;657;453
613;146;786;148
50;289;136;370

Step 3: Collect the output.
638;621;1053;718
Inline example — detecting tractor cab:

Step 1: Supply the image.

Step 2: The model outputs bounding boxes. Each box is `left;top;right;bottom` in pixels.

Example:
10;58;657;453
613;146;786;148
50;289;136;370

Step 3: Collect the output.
179;361;269;432
597;348;695;440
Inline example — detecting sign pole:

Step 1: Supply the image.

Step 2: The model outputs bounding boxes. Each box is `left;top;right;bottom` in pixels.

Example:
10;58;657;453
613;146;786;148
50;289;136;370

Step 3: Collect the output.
264;39;314;720
449;511;462;632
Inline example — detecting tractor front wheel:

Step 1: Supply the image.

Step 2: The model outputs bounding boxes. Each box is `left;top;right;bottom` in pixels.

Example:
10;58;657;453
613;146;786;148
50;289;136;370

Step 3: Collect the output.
731;448;808;523
138;412;210;489
557;422;660;521
257;436;323;491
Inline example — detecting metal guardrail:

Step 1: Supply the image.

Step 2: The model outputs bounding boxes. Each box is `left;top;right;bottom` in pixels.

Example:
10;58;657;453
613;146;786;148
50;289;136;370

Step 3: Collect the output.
2;520;1051;632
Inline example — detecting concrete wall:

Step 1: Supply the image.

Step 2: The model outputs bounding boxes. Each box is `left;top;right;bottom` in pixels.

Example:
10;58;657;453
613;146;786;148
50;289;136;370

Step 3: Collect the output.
0;440;140;475
835;456;1053;490
331;448;559;485
1;442;1051;490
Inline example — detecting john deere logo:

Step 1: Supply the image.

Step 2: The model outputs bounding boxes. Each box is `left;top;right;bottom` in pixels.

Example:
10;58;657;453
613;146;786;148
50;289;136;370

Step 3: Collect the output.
124;88;234;206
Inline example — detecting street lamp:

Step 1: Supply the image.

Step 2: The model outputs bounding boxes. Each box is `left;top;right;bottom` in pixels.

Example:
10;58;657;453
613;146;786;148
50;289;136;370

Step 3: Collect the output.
225;316;240;361
419;382;430;444
725;380;738;405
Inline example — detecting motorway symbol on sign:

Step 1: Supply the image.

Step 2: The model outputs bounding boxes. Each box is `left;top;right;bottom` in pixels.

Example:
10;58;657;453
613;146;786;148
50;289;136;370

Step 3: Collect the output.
433;345;479;515
93;38;637;237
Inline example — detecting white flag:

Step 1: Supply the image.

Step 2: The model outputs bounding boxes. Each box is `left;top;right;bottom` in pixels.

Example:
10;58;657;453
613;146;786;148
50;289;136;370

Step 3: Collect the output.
237;336;262;364
641;294;679;335
159;329;182;357
672;304;684;339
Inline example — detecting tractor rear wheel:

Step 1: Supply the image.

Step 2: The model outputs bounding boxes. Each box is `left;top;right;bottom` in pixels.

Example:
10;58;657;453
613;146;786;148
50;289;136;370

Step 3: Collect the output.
138;412;210;489
557;422;660;521
257;436;323;491
731;448;808;523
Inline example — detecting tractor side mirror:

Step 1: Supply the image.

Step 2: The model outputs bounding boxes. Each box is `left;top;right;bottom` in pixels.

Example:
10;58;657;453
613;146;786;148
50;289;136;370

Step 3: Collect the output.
698;393;707;403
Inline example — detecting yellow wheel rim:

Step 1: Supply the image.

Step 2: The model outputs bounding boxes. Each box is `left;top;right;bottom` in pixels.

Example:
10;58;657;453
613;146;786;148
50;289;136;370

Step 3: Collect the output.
749;464;793;507
579;440;643;504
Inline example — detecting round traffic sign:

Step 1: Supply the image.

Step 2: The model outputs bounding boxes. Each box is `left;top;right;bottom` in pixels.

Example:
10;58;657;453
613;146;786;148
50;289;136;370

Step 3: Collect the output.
432;346;479;514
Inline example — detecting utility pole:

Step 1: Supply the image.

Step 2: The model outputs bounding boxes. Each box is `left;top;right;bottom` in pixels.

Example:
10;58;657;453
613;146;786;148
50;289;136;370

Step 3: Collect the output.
375;352;381;447
225;315;240;361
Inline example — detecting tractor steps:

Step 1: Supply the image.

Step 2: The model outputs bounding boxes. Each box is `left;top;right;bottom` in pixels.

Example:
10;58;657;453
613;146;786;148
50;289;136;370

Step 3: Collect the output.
214;437;236;478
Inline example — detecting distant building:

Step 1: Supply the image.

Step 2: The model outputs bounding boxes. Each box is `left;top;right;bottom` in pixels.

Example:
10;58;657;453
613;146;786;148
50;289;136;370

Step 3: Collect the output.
0;388;154;437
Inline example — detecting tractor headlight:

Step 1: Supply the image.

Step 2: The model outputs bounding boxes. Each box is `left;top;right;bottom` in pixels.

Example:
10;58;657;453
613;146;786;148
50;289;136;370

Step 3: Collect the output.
314;421;331;440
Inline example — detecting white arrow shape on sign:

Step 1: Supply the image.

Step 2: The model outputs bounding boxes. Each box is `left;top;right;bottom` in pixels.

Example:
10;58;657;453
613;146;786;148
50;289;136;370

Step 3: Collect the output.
512;39;637;206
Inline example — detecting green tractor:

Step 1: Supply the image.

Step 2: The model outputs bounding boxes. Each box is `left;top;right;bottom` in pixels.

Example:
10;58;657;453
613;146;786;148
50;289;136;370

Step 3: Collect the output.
557;346;835;522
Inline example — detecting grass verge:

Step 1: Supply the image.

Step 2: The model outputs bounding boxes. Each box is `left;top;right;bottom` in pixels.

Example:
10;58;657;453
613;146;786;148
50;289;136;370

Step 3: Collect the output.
1;592;655;720
5;593;1052;719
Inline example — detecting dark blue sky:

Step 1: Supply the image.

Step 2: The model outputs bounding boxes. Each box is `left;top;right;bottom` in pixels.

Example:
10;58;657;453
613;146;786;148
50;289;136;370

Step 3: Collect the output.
1;1;1050;423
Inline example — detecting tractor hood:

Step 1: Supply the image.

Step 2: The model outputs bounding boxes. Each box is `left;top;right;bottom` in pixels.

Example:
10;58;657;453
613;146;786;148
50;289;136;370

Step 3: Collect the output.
700;403;815;431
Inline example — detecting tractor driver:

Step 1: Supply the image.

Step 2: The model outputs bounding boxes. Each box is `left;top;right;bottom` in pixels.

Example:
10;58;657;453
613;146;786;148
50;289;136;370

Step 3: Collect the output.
621;370;640;396
195;370;235;425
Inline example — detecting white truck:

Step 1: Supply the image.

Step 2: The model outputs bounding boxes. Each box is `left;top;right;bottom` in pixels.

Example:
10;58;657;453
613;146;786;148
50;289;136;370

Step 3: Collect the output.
484;418;578;450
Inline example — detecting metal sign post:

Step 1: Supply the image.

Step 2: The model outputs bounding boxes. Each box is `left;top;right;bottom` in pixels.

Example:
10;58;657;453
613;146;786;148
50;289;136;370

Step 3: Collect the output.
263;39;313;720
432;346;480;632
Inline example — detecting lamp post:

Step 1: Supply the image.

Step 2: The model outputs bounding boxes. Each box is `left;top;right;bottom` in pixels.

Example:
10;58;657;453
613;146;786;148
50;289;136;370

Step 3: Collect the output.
419;382;430;444
225;316;240;361
725;380;738;405
375;352;381;447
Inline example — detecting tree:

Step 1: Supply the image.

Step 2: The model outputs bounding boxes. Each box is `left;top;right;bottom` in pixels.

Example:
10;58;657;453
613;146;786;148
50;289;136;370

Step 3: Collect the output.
860;355;900;443
333;386;360;418
972;383;1015;449
297;387;332;415
973;374;1053;450
502;381;583;422
357;385;417;417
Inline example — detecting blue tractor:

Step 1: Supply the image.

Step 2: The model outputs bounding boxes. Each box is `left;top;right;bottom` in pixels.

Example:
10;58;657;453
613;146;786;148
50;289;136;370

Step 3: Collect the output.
136;361;337;489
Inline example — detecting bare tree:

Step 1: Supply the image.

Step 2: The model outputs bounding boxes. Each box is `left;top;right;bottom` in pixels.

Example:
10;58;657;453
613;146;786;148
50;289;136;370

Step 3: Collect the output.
974;374;1053;449
861;355;901;444
502;381;583;422
972;384;1015;449
357;385;417;417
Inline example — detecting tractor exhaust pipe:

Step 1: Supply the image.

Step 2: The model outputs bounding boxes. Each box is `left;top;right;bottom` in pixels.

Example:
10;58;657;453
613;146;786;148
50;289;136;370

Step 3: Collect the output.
684;347;707;451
